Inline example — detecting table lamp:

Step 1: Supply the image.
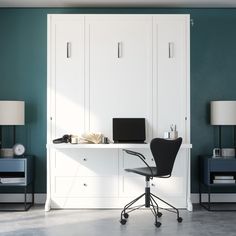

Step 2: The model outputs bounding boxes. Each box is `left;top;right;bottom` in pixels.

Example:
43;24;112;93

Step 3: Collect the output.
0;101;25;151
211;101;236;154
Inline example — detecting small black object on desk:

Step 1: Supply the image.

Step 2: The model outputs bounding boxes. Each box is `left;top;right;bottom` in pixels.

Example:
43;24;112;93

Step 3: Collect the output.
199;155;236;211
0;155;34;211
53;134;71;143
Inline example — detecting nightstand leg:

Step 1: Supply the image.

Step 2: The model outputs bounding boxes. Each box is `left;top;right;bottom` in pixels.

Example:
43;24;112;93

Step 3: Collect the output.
24;185;27;211
208;186;211;211
199;183;202;205
32;182;34;205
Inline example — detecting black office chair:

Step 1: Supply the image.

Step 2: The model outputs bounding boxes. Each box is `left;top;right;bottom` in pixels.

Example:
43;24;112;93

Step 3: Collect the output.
120;137;183;227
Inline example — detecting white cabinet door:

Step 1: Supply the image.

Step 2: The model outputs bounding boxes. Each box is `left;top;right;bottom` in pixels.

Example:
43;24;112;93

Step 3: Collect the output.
153;15;190;143
85;16;153;142
48;15;85;140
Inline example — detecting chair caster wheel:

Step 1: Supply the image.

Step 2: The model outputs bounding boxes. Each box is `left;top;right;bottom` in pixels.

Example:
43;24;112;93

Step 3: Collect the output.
120;219;127;225
177;217;183;223
123;213;129;219
157;212;162;218
155;222;161;228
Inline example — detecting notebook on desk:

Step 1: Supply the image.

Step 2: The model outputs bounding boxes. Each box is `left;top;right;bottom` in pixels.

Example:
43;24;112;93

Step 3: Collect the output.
112;118;146;143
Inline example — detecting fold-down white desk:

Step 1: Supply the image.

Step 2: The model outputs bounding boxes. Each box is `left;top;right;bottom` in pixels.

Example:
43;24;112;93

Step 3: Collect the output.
46;143;192;211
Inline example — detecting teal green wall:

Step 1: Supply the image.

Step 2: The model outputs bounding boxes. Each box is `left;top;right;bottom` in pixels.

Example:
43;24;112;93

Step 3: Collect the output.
1;8;236;193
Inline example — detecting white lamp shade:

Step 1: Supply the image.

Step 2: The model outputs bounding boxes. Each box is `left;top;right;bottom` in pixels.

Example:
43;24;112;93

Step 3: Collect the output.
211;101;236;125
0;101;25;125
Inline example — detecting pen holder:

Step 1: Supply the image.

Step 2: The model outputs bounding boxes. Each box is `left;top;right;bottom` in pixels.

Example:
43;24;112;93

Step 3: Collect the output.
164;131;178;140
102;137;109;144
170;131;178;139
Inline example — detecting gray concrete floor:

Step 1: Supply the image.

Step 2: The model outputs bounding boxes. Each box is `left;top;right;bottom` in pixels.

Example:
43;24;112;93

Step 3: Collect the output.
0;205;236;236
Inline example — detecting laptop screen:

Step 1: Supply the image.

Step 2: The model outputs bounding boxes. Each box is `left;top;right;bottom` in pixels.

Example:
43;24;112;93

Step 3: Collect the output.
113;118;146;143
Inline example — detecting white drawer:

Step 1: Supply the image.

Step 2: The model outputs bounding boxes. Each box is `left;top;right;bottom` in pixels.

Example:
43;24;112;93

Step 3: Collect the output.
52;149;118;176
53;176;118;197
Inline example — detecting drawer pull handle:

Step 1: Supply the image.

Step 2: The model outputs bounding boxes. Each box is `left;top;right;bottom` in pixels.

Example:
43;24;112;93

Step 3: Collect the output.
83;183;87;187
83;158;87;161
151;183;155;187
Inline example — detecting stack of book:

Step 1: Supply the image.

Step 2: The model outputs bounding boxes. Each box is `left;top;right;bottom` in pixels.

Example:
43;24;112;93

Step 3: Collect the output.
0;178;25;184
213;175;236;184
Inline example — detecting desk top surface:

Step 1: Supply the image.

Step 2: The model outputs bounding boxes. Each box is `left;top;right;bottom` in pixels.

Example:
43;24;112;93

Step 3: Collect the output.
47;143;192;149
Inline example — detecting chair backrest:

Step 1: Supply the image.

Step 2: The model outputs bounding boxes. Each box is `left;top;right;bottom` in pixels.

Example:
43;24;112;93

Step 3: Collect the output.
150;138;182;177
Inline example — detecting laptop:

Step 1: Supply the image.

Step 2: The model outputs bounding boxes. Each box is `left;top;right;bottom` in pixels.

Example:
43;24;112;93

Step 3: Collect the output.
113;118;146;143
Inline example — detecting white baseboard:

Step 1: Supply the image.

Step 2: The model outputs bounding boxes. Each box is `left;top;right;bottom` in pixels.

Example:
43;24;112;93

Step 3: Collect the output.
0;193;235;206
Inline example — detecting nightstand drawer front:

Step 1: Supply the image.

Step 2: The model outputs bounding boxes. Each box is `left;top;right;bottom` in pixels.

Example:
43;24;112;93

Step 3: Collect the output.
0;160;25;172
210;160;236;172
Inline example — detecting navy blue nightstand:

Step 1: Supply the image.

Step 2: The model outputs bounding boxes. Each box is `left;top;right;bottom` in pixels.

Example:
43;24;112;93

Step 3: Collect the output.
199;156;236;211
0;155;34;211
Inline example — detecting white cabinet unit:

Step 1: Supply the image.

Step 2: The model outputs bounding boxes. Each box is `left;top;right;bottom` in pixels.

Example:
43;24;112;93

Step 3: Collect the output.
47;14;191;211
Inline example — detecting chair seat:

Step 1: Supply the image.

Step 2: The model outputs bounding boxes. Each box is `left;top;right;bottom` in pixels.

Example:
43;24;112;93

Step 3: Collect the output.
125;167;158;177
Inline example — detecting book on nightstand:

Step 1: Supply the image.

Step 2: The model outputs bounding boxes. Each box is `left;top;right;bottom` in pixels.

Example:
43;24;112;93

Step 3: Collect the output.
0;178;25;184
214;176;234;180
213;179;236;184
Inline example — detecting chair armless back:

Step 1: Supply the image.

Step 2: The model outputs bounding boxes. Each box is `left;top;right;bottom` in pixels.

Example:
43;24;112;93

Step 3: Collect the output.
150;138;182;177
